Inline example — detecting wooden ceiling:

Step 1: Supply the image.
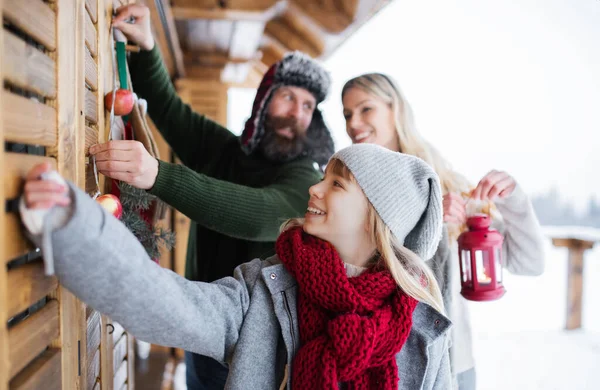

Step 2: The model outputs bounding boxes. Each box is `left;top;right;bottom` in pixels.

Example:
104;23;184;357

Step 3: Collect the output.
147;0;392;87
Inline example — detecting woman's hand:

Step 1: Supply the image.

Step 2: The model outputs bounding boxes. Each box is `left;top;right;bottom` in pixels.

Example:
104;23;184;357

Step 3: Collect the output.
23;163;70;210
471;170;516;201
113;4;154;51
443;192;467;225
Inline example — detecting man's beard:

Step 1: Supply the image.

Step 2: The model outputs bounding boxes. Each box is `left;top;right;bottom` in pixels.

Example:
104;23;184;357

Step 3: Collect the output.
259;114;309;163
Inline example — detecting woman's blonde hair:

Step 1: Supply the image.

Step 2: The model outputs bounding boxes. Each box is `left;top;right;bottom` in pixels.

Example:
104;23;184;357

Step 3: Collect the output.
342;73;470;195
283;159;445;314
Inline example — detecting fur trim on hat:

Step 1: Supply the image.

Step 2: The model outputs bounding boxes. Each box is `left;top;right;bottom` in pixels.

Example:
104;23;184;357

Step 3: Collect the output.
240;52;333;166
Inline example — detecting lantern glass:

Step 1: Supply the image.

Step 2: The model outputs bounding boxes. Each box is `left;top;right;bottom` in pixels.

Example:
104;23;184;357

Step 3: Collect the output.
495;247;502;283
461;250;472;284
474;250;492;285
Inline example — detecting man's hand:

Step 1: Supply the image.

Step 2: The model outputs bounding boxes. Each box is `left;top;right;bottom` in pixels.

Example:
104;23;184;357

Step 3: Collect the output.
113;4;154;51
90;141;159;190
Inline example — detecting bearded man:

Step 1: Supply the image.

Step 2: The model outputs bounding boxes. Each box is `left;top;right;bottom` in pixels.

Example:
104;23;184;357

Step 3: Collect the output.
89;4;334;389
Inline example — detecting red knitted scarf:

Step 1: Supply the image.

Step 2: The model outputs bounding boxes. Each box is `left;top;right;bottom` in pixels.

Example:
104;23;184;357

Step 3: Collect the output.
276;227;418;390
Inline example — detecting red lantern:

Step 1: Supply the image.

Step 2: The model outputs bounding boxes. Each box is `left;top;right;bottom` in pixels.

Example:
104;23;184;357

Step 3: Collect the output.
457;214;505;301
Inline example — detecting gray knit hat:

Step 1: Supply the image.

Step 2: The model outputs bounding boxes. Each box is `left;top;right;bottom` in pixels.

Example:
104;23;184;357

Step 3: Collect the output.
332;144;443;259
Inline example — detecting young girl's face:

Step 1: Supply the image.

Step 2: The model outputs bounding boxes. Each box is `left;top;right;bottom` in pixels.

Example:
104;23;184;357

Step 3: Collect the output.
304;160;371;249
342;87;400;152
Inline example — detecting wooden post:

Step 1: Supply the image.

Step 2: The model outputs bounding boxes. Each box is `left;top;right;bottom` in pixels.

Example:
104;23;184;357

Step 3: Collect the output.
0;1;10;388
50;1;87;389
551;238;595;330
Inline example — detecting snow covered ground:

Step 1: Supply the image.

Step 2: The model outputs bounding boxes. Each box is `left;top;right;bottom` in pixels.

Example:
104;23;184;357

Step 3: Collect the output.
470;227;600;389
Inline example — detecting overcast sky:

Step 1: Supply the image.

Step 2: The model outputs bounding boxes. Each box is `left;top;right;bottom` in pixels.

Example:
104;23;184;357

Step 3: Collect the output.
230;0;600;211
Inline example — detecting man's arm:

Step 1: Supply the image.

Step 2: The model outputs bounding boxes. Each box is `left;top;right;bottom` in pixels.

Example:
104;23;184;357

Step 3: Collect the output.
113;3;236;168
149;160;321;241
128;46;236;168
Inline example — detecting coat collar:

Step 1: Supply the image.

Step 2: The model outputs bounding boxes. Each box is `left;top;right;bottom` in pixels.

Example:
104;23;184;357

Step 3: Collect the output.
260;256;451;344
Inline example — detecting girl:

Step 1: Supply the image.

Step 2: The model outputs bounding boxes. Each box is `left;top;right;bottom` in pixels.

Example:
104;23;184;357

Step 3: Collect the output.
341;73;546;390
21;144;452;390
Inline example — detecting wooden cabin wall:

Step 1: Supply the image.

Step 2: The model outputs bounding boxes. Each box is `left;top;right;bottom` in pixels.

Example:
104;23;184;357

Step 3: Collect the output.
1;1;136;389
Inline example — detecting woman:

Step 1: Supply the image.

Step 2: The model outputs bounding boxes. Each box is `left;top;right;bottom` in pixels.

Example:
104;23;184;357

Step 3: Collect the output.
20;144;451;389
341;73;545;390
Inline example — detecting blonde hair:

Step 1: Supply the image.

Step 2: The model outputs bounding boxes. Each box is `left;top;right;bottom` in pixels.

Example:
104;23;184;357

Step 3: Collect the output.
283;159;445;314
342;73;470;195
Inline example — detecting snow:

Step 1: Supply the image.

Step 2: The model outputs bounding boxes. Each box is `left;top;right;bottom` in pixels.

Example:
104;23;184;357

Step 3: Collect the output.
470;232;600;389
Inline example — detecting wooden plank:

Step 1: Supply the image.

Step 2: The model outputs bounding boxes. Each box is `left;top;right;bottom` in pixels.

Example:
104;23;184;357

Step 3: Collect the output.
52;3;86;390
7;260;58;319
4;154;56;263
86;348;100;390
172;7;273;21
3;91;57;147
8;348;61;390
85;88;98;124
100;316;114;389
113;360;127;390
0;1;10;386
4;214;33;265
112;322;124;344
566;247;585;330
85;126;98;155
127;334;135;389
3;31;57;98
86;311;101;363
85;0;97;23
85;48;98;91
551;237;595;250
8;300;59;379
3;0;57;51
113;334;127;373
85;10;98;57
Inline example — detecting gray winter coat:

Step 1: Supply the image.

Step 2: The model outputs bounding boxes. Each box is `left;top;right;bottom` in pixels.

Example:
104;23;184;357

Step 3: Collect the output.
28;184;453;389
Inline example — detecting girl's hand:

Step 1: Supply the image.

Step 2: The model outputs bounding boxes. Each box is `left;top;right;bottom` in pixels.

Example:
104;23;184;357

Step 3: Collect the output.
112;4;154;51
471;170;516;201
443;192;467;225
23;163;70;210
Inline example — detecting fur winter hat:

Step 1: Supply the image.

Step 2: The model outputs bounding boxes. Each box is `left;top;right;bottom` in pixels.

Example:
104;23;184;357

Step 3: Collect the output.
332;144;444;260
240;51;334;166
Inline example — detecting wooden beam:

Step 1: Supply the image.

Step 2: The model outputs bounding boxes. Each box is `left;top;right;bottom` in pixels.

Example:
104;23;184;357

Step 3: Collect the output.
3;0;57;51
551;237;595;330
171;0;280;11
52;3;86;390
172;7;276;21
0;1;9;388
290;0;358;34
185;51;262;67
265;10;324;58
143;0;186;78
551;237;595;250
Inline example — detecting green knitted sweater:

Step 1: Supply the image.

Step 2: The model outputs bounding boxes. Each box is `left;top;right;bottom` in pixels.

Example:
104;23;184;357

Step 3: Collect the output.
129;47;322;282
